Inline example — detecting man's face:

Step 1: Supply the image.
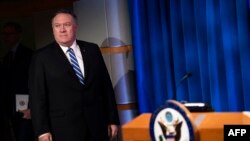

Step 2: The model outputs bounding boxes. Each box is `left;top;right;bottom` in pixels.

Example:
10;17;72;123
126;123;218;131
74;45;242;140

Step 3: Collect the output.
2;26;20;49
52;13;77;47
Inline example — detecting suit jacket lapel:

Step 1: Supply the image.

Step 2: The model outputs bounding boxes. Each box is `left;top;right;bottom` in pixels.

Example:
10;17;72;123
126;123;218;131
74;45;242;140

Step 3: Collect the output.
53;43;81;84
78;41;89;84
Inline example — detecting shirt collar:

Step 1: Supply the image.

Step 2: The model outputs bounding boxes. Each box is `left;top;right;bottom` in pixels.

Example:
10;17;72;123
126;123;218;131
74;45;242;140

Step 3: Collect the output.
60;40;77;53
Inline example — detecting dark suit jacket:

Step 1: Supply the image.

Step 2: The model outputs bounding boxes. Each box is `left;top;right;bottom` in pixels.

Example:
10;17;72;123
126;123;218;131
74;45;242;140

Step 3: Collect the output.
1;44;34;141
0;62;15;141
29;40;120;141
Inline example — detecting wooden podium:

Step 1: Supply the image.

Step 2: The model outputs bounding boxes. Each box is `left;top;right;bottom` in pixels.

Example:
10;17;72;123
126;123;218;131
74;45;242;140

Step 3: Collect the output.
122;103;250;141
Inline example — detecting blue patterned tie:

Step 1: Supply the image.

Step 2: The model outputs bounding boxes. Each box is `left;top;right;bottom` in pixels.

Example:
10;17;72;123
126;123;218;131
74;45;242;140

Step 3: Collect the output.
67;48;84;85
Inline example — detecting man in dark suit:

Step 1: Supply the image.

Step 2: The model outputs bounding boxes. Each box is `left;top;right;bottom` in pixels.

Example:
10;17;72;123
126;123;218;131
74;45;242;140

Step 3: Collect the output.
1;22;34;141
29;9;120;141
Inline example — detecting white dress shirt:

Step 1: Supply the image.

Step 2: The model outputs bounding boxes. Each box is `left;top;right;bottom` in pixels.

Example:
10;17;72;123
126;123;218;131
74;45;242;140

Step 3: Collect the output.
59;40;85;77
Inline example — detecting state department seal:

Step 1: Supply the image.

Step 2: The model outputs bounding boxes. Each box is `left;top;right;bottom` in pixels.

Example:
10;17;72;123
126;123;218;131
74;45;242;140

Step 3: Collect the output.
149;100;196;141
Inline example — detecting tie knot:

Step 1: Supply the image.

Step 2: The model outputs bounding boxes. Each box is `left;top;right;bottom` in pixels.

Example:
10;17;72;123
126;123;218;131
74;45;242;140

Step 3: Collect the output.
67;48;74;53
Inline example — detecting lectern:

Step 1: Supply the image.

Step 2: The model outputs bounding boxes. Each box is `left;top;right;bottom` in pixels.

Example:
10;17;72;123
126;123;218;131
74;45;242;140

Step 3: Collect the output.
122;100;250;141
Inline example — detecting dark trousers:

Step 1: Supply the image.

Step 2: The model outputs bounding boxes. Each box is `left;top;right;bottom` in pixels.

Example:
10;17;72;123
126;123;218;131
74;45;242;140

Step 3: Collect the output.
13;118;35;141
0;118;15;141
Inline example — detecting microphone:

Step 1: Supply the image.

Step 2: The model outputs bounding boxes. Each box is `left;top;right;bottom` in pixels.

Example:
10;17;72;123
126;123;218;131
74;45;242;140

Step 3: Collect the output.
179;72;192;84
174;72;192;99
174;72;213;112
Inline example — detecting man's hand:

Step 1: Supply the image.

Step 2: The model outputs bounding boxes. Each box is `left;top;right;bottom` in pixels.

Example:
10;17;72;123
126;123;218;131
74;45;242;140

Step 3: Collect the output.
19;109;31;119
39;133;53;141
108;124;118;141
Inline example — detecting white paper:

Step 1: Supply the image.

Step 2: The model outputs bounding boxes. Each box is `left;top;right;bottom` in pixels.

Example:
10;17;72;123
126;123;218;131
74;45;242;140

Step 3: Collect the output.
16;94;29;111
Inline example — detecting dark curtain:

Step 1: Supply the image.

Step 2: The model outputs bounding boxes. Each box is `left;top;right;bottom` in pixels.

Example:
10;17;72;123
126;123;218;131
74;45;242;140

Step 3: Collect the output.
128;0;250;113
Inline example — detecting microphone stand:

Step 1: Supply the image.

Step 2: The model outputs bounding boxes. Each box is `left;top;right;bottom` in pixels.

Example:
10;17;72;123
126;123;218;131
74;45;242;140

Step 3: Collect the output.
173;72;213;112
173;72;192;100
